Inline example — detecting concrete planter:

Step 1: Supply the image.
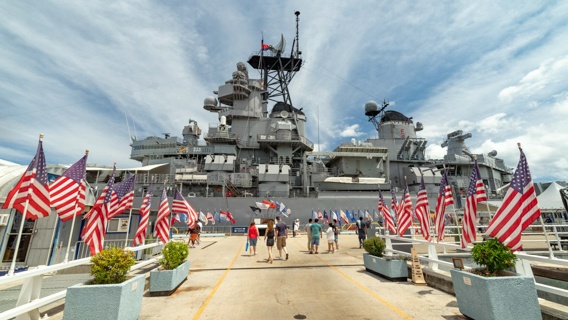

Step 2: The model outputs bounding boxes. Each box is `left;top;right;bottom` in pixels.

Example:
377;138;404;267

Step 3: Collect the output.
63;274;145;320
450;268;541;320
149;259;190;296
363;253;408;281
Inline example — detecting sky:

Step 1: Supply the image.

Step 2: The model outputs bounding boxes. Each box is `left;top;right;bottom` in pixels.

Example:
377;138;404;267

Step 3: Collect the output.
1;1;567;182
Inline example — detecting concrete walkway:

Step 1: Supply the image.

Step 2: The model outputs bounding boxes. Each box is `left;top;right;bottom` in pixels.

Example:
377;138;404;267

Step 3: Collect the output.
137;234;464;320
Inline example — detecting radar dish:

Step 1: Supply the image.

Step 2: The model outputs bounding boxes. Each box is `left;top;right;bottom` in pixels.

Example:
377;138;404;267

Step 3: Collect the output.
280;110;289;119
275;34;286;54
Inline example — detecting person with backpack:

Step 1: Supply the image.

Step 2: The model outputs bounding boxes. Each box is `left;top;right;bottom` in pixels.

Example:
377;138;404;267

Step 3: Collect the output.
356;217;367;248
332;219;340;251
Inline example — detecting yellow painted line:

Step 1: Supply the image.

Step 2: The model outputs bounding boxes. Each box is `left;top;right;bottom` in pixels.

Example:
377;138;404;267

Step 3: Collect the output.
292;240;412;320
192;243;243;320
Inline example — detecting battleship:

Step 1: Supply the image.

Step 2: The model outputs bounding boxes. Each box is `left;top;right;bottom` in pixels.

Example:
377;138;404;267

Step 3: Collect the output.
1;12;529;268
126;11;513;222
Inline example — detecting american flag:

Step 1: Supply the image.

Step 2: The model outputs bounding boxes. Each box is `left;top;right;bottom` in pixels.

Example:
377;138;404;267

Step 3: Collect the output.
460;160;487;248
486;148;541;251
379;190;396;234
2;139;50;220
154;187;170;243
415;176;431;241
108;175;136;219
390;188;399;218
397;185;413;236
133;187;152;246
206;211;215;225
49;154;87;222
172;189;197;229
82;165;116;255
435;169;454;241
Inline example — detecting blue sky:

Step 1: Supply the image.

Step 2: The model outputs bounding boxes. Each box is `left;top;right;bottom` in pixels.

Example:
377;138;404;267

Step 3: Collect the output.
1;1;567;181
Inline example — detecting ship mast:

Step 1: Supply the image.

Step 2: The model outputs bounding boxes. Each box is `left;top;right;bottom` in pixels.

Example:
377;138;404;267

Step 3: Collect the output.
248;11;302;109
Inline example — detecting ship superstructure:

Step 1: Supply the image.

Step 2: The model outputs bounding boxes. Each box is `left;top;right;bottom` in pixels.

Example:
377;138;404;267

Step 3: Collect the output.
128;11;512;205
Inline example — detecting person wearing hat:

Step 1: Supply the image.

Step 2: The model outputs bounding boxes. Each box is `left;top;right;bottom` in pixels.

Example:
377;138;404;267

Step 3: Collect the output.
293;219;300;237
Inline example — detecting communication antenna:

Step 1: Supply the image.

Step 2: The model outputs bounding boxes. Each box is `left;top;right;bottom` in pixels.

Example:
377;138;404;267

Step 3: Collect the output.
365;100;389;132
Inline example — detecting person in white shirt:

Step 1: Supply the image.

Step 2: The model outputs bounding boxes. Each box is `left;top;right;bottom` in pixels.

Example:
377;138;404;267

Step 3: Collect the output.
304;219;313;251
197;220;203;245
325;223;335;253
293;219;300;237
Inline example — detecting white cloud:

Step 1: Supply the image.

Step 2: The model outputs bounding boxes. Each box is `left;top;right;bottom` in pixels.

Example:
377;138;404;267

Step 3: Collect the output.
337;124;364;138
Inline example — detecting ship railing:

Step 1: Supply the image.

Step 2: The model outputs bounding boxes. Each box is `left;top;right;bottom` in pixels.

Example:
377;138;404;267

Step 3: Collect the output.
375;225;568;304
0;241;163;320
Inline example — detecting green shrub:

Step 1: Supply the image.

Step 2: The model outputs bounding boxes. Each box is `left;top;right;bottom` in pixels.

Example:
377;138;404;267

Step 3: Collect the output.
362;237;386;257
90;247;136;284
471;238;517;276
159;241;189;270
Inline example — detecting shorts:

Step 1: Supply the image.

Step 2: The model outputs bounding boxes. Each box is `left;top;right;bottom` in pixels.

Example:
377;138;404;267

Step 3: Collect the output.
311;237;320;246
277;236;287;249
334;233;339;243
328;239;334;244
249;238;258;246
267;238;275;246
190;234;198;241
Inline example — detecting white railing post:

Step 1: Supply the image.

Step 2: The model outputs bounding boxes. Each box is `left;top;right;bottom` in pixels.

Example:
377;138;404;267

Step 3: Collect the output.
384;236;393;256
14;266;44;320
427;243;439;271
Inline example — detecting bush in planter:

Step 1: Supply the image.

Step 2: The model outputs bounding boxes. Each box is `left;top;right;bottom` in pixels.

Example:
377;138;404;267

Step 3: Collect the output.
363;237;386;257
90;247;136;284
159;241;189;270
470;238;517;277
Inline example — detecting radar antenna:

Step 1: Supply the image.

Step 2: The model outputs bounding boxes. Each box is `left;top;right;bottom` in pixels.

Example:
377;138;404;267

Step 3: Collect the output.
365;100;389;131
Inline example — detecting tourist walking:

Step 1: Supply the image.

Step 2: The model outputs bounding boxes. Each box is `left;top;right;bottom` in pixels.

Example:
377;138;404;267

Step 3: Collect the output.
325;222;335;253
197;219;203;245
309;219;323;254
293;219;300;237
264;219;275;263
247;221;258;256
275;216;289;260
304;218;313;251
333;219;340;251
188;225;199;248
356;217;367;248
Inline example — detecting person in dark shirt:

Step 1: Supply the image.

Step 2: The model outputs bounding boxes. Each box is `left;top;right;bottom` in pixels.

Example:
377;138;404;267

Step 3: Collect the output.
356;217;367;248
275;216;289;260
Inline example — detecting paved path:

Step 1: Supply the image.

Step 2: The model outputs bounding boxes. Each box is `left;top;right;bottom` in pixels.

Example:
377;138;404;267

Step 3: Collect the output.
138;233;464;320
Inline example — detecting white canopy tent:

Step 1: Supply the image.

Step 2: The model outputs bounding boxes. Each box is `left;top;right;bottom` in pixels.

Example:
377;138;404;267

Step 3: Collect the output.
537;182;566;210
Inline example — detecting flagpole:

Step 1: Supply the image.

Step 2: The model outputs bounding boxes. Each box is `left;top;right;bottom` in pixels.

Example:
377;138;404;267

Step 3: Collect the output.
124;170;138;247
46;213;59;265
63;196;81;263
517;143;554;258
9;134;46;276
9;201;31;276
